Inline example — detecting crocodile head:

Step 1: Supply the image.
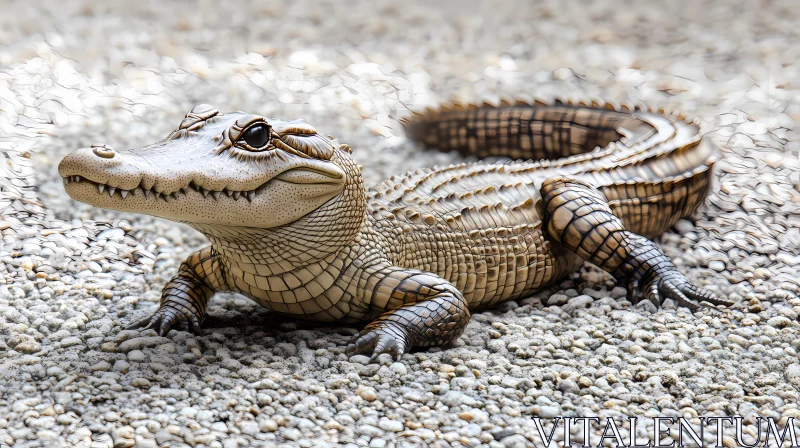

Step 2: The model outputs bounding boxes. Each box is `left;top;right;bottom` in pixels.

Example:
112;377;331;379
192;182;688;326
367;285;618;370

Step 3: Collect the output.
59;104;355;229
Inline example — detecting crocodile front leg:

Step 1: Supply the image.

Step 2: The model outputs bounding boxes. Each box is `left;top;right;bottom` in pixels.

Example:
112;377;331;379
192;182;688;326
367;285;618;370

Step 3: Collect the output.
128;247;227;335
542;177;733;310
346;269;470;361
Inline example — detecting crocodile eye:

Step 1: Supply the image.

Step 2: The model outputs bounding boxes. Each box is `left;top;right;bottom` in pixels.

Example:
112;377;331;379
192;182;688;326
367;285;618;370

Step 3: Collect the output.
242;123;270;149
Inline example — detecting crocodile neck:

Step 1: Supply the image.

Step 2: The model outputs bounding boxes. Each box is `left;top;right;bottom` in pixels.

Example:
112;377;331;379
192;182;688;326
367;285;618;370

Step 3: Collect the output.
188;151;368;278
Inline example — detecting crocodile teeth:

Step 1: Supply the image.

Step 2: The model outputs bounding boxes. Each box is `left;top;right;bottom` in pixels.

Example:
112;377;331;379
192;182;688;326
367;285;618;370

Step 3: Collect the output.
162;193;169;202
224;190;233;197
73;176;81;182
108;187;116;197
245;191;254;202
97;184;105;193
232;191;240;200
210;191;220;200
145;190;152;199
201;189;209;198
120;190;128;199
64;177;70;185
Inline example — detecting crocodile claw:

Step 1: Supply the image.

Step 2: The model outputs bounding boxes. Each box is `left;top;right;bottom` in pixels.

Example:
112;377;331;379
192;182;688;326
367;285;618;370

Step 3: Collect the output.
630;270;734;311
127;306;203;336
345;322;409;362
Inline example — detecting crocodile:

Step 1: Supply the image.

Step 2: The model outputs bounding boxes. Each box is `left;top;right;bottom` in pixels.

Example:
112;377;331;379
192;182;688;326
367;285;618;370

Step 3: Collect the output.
58;100;732;360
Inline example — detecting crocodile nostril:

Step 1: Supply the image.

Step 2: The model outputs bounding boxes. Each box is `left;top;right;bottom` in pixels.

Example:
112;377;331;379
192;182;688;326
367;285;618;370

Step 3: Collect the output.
91;144;115;159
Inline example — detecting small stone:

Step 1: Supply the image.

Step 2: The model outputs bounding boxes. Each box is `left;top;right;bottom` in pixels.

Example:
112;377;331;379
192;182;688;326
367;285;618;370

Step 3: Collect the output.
90;361;111;372
323;420;344;431
440;390;466;407
764;153;783;168
113;438;135;448
557;379;580;394
134;439;156;448
415;428;437;440
196;411;214;422
537;405;560;418
15;340;41;354
154;237;170;247
283;428;302;441
370;438;388;448
728;334;749;347
767;316;792;329
547;293;569;306
674;220;695;233
112;360;130;373
260;419;278;432
389;362;407;375
60;337;82;348
57;413;80;425
610;286;627;298
708;261;726;272
378;418;404;432
238;421;259;436
179;407;198;418
131;378;151;388
67;427;92;444
358;388;377;402
97;228;125;241
119;337;171;352
786;364;800;385
465;359;487;370
753;268;772;280
349;355;370;365
127;350;147;362
562;295;594;312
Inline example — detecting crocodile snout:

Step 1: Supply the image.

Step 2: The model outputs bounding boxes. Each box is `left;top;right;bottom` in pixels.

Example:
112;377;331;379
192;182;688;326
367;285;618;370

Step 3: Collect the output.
91;144;115;158
58;145;142;191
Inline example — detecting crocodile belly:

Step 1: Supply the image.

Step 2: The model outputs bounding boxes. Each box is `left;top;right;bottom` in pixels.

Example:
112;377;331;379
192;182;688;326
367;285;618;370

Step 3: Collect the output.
376;178;582;309
397;222;579;308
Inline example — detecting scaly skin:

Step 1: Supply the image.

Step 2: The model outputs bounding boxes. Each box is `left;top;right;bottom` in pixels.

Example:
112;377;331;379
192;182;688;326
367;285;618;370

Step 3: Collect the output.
58;100;733;361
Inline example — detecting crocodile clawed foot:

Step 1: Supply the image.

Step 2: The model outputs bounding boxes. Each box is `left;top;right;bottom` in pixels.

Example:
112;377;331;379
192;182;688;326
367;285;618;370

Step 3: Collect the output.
630;270;733;311
345;322;410;362
127;306;203;336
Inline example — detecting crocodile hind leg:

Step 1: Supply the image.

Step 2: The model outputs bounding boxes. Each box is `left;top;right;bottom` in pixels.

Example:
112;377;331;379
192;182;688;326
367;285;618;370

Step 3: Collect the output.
541;177;733;310
346;270;470;361
128;247;227;335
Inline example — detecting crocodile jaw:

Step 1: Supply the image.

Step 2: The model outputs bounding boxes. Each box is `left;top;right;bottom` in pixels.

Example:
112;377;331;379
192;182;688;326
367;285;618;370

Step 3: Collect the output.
59;148;347;228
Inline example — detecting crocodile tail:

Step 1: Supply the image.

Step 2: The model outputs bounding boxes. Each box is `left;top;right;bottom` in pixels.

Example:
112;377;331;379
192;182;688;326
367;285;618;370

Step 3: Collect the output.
402;99;719;238
400;100;653;161
591;137;721;239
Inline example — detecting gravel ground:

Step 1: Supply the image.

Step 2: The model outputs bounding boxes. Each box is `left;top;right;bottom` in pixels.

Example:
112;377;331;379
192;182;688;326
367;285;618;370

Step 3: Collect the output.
1;1;799;447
